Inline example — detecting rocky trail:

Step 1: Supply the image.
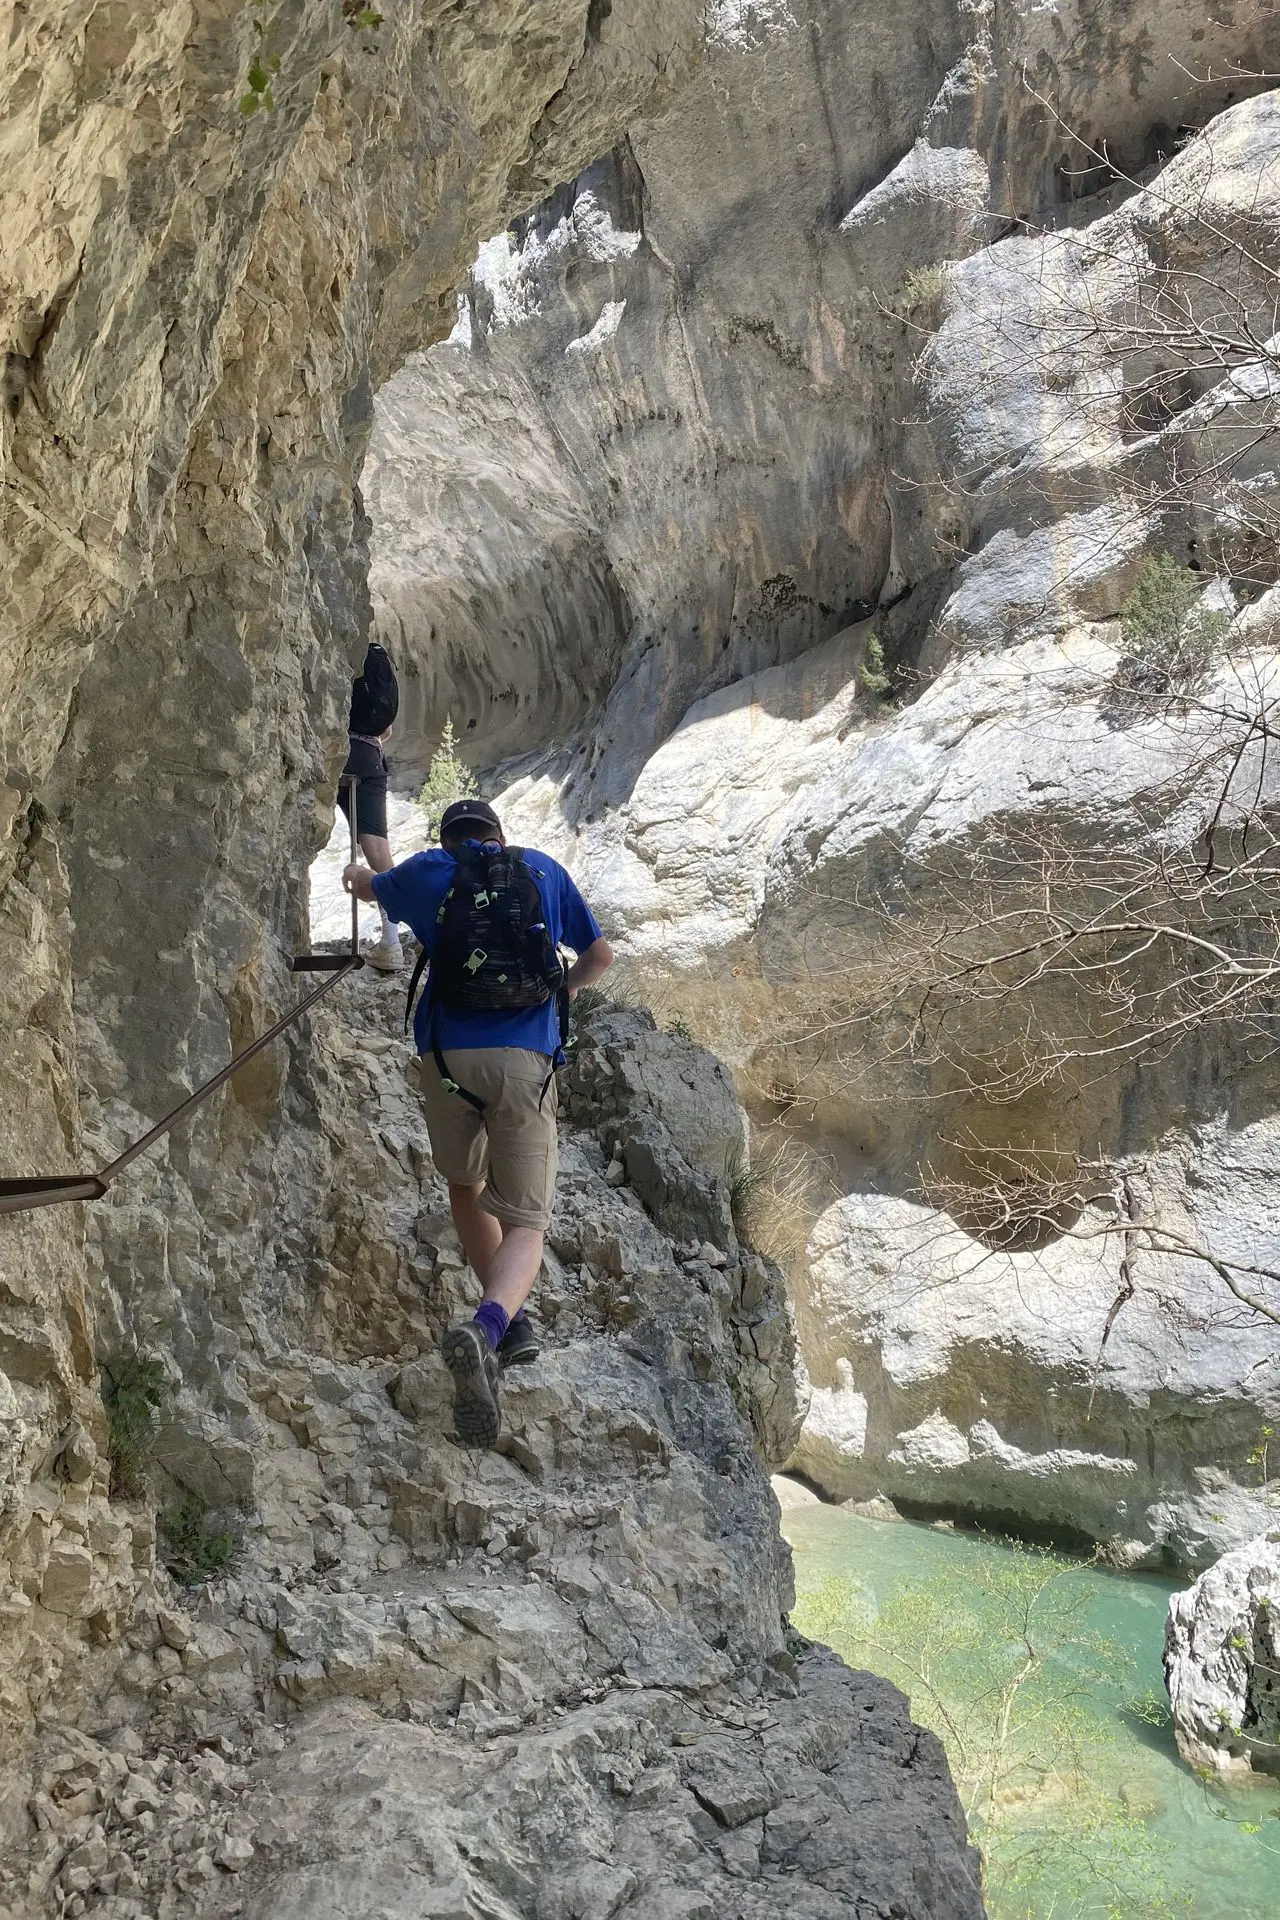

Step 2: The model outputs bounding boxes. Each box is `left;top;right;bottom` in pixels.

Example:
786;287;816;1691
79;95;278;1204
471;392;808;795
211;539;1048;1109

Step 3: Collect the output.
0;976;979;1920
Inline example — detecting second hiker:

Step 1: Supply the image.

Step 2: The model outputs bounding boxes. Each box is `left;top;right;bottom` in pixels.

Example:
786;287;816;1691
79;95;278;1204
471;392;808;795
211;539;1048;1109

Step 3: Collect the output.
337;641;403;972
342;796;614;1447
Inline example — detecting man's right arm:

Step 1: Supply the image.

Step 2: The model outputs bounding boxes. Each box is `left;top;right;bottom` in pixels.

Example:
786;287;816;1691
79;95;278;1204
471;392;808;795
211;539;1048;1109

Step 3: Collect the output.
346;850;431;928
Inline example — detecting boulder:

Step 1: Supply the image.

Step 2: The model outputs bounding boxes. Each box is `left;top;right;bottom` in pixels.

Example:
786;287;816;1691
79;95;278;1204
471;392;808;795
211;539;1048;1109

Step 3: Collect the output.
787;1190;1280;1567
1165;1531;1280;1775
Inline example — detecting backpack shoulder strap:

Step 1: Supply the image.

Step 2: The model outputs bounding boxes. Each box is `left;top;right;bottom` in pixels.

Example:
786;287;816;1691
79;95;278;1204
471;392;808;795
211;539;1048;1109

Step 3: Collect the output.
403;946;429;1035
404;855;463;1034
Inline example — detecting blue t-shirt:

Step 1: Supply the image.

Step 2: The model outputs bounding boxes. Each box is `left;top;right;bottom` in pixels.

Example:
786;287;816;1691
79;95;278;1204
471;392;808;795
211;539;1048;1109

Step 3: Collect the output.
373;843;603;1058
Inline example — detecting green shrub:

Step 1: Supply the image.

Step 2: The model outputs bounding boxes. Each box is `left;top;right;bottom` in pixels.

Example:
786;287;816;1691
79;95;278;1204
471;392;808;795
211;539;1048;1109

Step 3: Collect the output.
859;633;891;698
418;717;479;841
1247;1422;1273;1486
159;1497;239;1587
1111;554;1229;703
101;1355;169;1498
898;265;948;330
238;0;280;116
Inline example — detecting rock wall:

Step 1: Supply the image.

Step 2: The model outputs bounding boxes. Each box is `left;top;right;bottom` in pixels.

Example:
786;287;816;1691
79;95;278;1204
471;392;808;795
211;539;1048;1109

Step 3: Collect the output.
0;0;703;1757
368;0;1279;788
363;10;1280;1567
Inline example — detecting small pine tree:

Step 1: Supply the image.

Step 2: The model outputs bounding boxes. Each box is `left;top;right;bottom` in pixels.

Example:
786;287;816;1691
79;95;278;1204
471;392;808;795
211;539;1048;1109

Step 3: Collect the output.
1111;554;1229;701
860;633;891;698
418;717;479;841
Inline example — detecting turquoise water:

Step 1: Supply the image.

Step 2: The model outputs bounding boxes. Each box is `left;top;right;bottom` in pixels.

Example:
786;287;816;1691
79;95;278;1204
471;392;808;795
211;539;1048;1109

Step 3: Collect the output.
781;1502;1280;1919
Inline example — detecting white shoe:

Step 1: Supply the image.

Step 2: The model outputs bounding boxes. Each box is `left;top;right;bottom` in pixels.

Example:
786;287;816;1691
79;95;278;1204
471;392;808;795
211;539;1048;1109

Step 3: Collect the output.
363;938;404;972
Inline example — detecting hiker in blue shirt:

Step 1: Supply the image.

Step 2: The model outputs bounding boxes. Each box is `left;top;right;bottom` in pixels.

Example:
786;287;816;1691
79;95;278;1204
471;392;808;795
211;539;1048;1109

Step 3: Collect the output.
343;798;613;1448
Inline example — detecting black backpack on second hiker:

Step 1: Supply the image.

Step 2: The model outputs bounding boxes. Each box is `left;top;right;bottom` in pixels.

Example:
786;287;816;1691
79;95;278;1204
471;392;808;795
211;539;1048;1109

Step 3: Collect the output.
404;845;568;1109
349;643;399;735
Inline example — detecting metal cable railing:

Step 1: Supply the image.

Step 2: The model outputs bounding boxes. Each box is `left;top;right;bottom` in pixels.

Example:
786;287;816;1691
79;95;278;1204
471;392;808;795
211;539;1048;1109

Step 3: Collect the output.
0;780;369;1219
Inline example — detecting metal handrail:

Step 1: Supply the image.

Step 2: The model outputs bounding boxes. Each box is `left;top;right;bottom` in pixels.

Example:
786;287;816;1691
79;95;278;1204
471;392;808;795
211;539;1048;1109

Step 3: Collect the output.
0;778;370;1219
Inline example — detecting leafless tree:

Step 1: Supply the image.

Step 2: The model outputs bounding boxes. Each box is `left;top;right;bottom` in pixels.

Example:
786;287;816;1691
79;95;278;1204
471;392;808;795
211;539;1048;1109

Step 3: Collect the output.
785;93;1280;1342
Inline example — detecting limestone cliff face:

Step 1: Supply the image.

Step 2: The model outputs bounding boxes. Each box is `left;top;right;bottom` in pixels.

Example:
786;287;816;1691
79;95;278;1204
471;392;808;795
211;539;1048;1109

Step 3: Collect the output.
1;0;702;1745
366;6;1280;1568
1165;1530;1280;1776
369;0;1279;786
0;7;985;1912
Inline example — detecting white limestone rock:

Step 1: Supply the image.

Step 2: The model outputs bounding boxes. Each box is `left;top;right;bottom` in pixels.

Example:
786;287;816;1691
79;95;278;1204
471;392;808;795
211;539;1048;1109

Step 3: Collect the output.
1165;1532;1280;1774
788;1188;1280;1566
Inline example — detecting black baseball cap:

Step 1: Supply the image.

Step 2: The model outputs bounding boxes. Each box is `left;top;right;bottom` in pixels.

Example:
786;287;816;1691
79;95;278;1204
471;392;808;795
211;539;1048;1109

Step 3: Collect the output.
440;798;502;839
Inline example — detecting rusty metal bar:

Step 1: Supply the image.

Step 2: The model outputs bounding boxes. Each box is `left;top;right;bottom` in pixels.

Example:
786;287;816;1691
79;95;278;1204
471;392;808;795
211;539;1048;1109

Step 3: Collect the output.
0;1175;109;1215
0;958;360;1218
0;779;370;1218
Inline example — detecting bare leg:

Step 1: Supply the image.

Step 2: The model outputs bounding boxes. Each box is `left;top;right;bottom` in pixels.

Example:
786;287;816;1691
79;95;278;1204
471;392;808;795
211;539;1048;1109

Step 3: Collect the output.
440;1206;543;1449
478;1226;544;1320
358;832;393;874
448;1181;503;1285
357;833;400;954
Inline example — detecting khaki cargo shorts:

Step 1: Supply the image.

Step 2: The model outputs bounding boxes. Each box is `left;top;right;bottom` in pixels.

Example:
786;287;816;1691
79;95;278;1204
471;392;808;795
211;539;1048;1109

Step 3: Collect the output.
419;1047;559;1231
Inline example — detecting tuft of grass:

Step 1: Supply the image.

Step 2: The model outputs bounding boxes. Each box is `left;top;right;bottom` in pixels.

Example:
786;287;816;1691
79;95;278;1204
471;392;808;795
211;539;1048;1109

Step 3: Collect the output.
666;1012;693;1041
725;1145;766;1228
571;982;614;1018
740;1128;832;1267
102;1355;169;1499
730;1134;828;1267
159;1496;239;1588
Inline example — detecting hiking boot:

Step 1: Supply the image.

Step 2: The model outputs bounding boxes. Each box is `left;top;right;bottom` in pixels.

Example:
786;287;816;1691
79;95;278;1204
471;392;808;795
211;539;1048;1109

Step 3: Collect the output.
363;938;404;973
497;1314;541;1368
441;1322;501;1449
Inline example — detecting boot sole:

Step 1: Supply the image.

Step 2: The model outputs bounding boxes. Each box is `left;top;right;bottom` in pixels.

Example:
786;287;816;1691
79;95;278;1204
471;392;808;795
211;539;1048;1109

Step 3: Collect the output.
442;1327;501;1448
498;1337;541;1369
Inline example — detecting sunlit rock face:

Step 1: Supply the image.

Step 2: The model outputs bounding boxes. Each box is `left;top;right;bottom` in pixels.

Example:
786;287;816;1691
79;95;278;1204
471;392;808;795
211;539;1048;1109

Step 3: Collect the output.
0;0;702;1746
1166;1532;1280;1774
371;0;1278;794
361;11;1280;1570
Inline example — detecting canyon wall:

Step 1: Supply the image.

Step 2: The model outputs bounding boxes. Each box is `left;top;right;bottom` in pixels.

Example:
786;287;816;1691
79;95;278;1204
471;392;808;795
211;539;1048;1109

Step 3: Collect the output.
369;6;1280;1567
0;6;987;1914
1;0;702;1750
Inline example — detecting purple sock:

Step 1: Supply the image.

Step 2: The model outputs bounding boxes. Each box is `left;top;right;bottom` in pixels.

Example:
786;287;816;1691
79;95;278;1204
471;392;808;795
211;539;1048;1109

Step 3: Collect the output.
473;1301;510;1351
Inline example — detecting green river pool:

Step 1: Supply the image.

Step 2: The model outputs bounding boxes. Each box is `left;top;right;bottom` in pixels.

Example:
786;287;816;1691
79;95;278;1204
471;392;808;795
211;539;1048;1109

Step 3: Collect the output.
781;1496;1280;1919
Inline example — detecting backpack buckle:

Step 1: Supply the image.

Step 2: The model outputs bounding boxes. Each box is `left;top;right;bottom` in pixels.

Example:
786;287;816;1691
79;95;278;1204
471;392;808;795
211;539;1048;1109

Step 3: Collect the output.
464;948;487;975
441;1077;460;1095
473;890;490;908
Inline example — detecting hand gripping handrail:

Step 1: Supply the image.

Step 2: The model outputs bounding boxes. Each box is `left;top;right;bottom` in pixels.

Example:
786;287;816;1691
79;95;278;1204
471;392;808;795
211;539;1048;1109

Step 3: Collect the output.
0;779;369;1219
